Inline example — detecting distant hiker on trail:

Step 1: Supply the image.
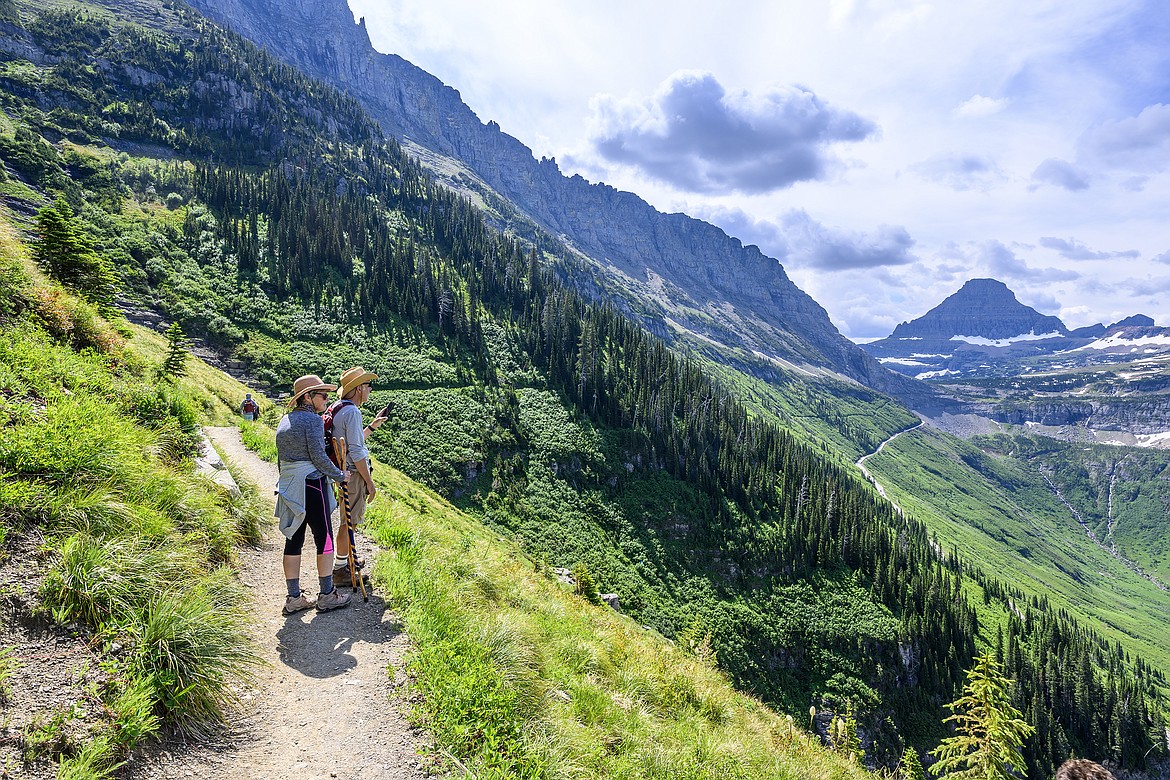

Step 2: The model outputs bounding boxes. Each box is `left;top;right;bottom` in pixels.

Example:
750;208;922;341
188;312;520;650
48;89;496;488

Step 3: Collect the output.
240;393;258;421
274;375;352;615
327;366;389;585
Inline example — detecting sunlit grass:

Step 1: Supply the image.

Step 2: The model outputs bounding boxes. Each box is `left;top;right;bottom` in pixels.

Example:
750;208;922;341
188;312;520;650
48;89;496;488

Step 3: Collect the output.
0;233;263;770
368;467;874;779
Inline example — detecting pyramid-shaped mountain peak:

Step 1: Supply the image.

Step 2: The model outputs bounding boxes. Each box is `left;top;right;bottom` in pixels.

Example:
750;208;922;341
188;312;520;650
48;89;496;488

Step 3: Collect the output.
890;278;1067;341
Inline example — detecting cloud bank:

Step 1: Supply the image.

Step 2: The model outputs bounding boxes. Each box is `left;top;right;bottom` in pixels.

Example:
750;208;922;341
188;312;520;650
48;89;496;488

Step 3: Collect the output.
589;71;877;194
1078;103;1170;172
1030;158;1090;191
1038;237;1140;260
701;206;916;272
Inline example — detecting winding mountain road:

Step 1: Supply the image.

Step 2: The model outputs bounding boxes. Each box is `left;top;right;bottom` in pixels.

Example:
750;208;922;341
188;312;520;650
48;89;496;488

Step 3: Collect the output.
855;418;924;513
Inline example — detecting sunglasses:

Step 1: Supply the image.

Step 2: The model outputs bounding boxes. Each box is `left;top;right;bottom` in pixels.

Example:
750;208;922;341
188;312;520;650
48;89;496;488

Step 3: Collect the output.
309;391;329;400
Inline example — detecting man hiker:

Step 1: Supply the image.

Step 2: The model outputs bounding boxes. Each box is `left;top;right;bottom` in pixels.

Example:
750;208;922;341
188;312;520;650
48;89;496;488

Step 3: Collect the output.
329;366;388;583
240;393;258;421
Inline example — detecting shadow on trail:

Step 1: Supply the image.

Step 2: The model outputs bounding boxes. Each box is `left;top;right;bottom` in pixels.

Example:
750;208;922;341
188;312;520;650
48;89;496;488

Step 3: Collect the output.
275;590;404;679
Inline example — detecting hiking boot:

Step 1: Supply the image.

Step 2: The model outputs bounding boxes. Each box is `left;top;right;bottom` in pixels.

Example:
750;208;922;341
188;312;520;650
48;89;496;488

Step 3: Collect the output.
316;589;351;612
282;592;315;615
332;562;369;585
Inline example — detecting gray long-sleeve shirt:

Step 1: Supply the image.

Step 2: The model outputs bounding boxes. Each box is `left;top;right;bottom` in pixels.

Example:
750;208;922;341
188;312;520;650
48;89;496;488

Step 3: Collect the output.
275;407;345;481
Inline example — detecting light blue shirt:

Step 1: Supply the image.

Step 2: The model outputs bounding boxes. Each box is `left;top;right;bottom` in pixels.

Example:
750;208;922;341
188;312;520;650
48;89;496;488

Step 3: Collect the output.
332;402;369;466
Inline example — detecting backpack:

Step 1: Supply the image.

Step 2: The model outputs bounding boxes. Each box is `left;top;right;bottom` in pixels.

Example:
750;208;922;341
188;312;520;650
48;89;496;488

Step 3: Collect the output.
322;399;355;468
241;398;258;415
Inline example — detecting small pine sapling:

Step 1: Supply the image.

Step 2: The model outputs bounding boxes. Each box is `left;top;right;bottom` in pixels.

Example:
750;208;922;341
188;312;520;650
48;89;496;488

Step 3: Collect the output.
931;653;1035;780
571;562;600;605
161;322;189;380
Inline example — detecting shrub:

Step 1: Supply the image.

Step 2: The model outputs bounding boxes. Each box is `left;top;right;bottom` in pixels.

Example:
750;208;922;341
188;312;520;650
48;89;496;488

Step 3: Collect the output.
572;562;601;605
29;285;124;353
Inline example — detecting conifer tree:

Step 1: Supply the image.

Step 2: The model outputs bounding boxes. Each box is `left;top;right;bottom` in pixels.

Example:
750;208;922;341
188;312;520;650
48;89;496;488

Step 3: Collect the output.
33;197;118;309
161;322;189;379
899;746;926;780
571;562;600;605
931;653;1035;780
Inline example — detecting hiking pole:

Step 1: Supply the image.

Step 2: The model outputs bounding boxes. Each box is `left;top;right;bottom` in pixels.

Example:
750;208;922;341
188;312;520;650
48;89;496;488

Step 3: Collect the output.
332;436;369;603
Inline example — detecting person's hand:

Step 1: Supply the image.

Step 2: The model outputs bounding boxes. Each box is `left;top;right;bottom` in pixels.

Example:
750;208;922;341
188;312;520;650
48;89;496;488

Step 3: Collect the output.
340;470;351;483
365;480;377;502
370;413;387;431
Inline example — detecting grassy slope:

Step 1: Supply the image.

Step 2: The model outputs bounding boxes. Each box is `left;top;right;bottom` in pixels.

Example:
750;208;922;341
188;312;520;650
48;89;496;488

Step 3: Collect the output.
0;206;269;777
976;434;1170;584
0;194;876;776
864;426;1170;673
238;424;877;779
698;350;918;465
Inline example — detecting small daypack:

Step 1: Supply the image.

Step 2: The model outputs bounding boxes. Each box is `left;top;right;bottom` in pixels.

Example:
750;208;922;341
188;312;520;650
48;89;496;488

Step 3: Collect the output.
322;399;355;467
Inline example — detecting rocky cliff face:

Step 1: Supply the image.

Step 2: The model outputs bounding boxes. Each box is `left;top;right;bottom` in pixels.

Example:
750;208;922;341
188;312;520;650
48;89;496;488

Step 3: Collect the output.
184;0;930;404
973;399;1170;435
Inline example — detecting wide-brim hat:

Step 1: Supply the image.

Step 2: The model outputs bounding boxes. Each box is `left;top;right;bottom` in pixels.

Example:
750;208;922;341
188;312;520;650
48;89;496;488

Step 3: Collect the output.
289;374;337;407
338;366;378;398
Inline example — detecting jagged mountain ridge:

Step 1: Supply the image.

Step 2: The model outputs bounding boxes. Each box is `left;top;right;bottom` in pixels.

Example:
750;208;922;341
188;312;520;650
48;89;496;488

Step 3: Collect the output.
182;0;933;405
863;278;1170;381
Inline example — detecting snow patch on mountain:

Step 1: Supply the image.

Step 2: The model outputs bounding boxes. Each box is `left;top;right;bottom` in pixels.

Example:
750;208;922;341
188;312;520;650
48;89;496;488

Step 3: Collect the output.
1073;333;1170;352
950;331;1064;347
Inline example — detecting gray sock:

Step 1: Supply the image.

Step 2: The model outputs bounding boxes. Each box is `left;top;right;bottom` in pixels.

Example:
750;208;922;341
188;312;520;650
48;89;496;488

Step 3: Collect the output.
319;574;334;595
286;578;300;597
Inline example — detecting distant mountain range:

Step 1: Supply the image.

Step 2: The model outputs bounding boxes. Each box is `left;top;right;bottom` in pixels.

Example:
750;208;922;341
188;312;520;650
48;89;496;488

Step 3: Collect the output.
861;278;1170;380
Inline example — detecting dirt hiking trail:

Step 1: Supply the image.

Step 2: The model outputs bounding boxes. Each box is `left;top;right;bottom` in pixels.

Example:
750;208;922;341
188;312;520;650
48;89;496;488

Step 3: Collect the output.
124;426;428;780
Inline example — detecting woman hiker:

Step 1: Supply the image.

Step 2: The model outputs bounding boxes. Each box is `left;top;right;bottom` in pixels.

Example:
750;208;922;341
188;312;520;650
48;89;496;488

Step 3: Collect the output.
274;375;352;615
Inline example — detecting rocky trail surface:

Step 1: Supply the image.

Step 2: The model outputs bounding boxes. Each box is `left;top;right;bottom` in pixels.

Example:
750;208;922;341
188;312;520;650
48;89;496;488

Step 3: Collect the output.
123;426;429;780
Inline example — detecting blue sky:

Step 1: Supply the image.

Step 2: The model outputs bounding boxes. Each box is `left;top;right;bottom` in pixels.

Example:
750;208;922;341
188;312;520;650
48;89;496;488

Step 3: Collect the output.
347;0;1170;340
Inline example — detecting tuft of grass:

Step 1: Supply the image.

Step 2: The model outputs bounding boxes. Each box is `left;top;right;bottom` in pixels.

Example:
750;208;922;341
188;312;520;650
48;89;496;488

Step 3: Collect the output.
0;645;19;702
130;574;255;738
238;418;277;463
55;735;120;780
39;536;257;738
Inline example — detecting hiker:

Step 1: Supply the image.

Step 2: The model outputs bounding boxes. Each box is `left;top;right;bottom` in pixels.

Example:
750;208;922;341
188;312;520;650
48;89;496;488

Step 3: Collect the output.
274;375;352;615
240;393;258;421
328;366;389;584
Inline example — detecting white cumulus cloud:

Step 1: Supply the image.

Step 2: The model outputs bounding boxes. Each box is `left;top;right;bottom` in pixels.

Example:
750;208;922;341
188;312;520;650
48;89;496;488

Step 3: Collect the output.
589;70;877;194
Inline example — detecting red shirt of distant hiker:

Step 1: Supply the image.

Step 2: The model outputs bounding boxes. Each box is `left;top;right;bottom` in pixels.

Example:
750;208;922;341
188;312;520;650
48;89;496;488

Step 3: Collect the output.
331;366;388;580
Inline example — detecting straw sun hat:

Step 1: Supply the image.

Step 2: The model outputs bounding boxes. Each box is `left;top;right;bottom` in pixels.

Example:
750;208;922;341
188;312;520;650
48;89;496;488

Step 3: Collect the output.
288;374;337;407
338;366;378;398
